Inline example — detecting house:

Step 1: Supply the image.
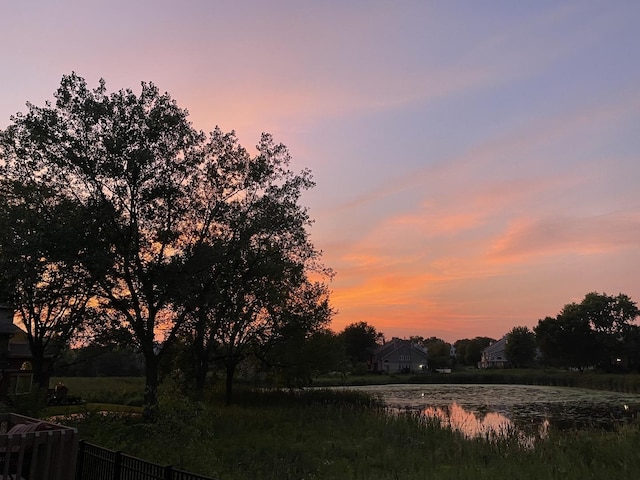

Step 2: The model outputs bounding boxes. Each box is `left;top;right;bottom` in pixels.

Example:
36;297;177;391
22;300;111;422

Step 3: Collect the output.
372;338;429;374
0;304;43;397
478;336;508;369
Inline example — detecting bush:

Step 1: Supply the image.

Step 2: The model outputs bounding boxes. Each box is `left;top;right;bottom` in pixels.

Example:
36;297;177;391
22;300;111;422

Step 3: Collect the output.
7;388;49;418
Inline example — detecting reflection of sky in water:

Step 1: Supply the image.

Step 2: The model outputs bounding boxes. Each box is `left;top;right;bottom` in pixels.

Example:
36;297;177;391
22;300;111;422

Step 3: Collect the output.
424;402;512;438
340;384;640;437
421;402;549;446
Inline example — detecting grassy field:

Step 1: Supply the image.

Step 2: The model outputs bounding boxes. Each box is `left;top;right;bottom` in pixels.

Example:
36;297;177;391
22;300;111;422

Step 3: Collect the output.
55;385;640;480
50;376;145;406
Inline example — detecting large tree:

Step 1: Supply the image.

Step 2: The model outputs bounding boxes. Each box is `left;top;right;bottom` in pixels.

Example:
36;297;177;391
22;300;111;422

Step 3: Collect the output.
1;74;204;417
0;180;94;387
505;326;537;368
535;292;639;370
419;337;452;370
535;307;596;369
340;322;384;369
454;337;494;367
0;74;331;417
266;328;347;387
580;292;639;367
176;131;333;402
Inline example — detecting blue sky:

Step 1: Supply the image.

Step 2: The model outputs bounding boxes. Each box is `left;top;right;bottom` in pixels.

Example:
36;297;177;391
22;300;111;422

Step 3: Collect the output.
2;0;639;342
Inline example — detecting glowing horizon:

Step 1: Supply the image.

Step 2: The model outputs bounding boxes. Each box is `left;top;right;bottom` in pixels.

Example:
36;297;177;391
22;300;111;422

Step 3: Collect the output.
2;1;639;343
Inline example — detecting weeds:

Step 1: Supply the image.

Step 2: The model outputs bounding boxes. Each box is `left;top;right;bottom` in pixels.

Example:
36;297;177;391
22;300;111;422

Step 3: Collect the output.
61;386;640;480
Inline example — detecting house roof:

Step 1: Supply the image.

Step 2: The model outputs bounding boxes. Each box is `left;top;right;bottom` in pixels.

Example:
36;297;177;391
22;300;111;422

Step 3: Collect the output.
481;336;507;360
374;338;429;361
0;322;22;336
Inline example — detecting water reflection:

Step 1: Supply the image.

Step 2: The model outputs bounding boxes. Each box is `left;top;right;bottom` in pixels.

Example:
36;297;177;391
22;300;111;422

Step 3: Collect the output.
424;402;512;438
342;384;640;441
421;402;549;446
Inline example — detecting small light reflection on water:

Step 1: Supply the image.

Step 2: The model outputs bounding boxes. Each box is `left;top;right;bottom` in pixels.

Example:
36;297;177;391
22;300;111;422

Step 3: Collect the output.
420;402;549;447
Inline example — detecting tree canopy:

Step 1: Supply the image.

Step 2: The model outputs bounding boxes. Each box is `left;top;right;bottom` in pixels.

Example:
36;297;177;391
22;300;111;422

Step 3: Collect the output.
454;337;494;367
535;292;639;370
0;180;94;386
0;73;332;417
505;326;536;368
340;322;384;368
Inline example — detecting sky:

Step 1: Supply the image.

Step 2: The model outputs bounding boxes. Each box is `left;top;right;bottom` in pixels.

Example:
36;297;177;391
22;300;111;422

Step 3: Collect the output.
1;0;639;343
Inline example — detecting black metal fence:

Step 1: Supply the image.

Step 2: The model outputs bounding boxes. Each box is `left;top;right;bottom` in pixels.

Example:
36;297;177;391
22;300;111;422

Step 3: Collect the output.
75;440;216;480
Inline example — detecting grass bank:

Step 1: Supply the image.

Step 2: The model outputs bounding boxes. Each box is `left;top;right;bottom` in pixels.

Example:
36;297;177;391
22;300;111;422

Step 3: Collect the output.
61;387;640;480
407;369;640;394
315;369;640;394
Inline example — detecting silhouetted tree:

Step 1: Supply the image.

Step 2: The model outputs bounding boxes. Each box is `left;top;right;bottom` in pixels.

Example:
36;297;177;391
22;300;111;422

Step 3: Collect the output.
423;337;452;370
454;337;494;367
340;322;384;369
56;344;144;377
0;180;94;387
535;292;639;370
266;328;346;387
0;73;332;417
505;326;536;368
580;292;639;367
168;130;333;403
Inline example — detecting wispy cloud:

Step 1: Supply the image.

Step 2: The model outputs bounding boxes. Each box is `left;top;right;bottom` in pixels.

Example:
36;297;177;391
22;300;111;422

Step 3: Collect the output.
488;212;640;263
3;1;640;342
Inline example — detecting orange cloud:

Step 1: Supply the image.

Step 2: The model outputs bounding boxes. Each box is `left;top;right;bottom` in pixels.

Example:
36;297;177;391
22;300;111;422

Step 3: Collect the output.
488;212;640;263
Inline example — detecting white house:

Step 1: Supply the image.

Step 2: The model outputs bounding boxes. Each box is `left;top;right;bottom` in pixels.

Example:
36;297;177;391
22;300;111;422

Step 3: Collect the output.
478;336;508;369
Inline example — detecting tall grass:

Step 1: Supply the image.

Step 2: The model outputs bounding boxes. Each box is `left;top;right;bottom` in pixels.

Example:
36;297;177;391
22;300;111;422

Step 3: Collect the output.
64;387;640;480
407;369;640;394
50;376;145;406
316;370;640;394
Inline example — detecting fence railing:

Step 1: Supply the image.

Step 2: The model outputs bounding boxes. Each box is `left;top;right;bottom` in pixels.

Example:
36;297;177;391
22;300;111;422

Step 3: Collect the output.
0;412;78;480
76;440;216;480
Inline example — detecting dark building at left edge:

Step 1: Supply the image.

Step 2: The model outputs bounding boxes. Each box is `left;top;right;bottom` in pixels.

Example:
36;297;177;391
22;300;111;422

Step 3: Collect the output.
0;304;49;397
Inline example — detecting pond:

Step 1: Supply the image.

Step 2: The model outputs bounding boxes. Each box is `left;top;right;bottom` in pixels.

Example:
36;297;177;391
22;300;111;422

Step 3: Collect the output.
342;384;640;441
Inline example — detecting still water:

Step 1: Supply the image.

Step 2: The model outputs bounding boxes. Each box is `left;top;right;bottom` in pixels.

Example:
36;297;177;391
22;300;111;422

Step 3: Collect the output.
343;384;640;440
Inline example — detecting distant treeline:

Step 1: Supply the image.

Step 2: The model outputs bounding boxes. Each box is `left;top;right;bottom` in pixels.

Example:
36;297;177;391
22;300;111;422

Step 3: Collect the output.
406;369;640;394
56;345;144;377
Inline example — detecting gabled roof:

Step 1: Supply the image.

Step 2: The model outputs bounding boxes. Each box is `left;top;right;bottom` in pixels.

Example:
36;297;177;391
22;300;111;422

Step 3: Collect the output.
0;322;22;336
481;336;507;359
374;338;429;361
0;305;21;336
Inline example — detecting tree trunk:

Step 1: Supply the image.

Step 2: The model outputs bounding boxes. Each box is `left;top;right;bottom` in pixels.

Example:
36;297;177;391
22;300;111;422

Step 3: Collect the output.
193;314;210;394
225;359;237;405
143;354;160;422
195;344;210;394
28;341;49;389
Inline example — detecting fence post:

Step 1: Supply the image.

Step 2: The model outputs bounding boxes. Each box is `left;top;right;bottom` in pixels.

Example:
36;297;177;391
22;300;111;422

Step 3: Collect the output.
75;440;85;480
114;451;122;480
164;464;173;480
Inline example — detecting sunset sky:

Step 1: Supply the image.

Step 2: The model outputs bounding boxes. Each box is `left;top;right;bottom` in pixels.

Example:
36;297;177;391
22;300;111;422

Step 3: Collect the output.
2;1;639;343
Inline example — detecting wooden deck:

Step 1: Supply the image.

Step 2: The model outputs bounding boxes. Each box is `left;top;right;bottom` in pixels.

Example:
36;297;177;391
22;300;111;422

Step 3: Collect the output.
0;412;78;480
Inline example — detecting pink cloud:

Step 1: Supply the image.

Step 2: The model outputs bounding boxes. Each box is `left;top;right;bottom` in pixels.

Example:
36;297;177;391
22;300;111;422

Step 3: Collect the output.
488;212;640;263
